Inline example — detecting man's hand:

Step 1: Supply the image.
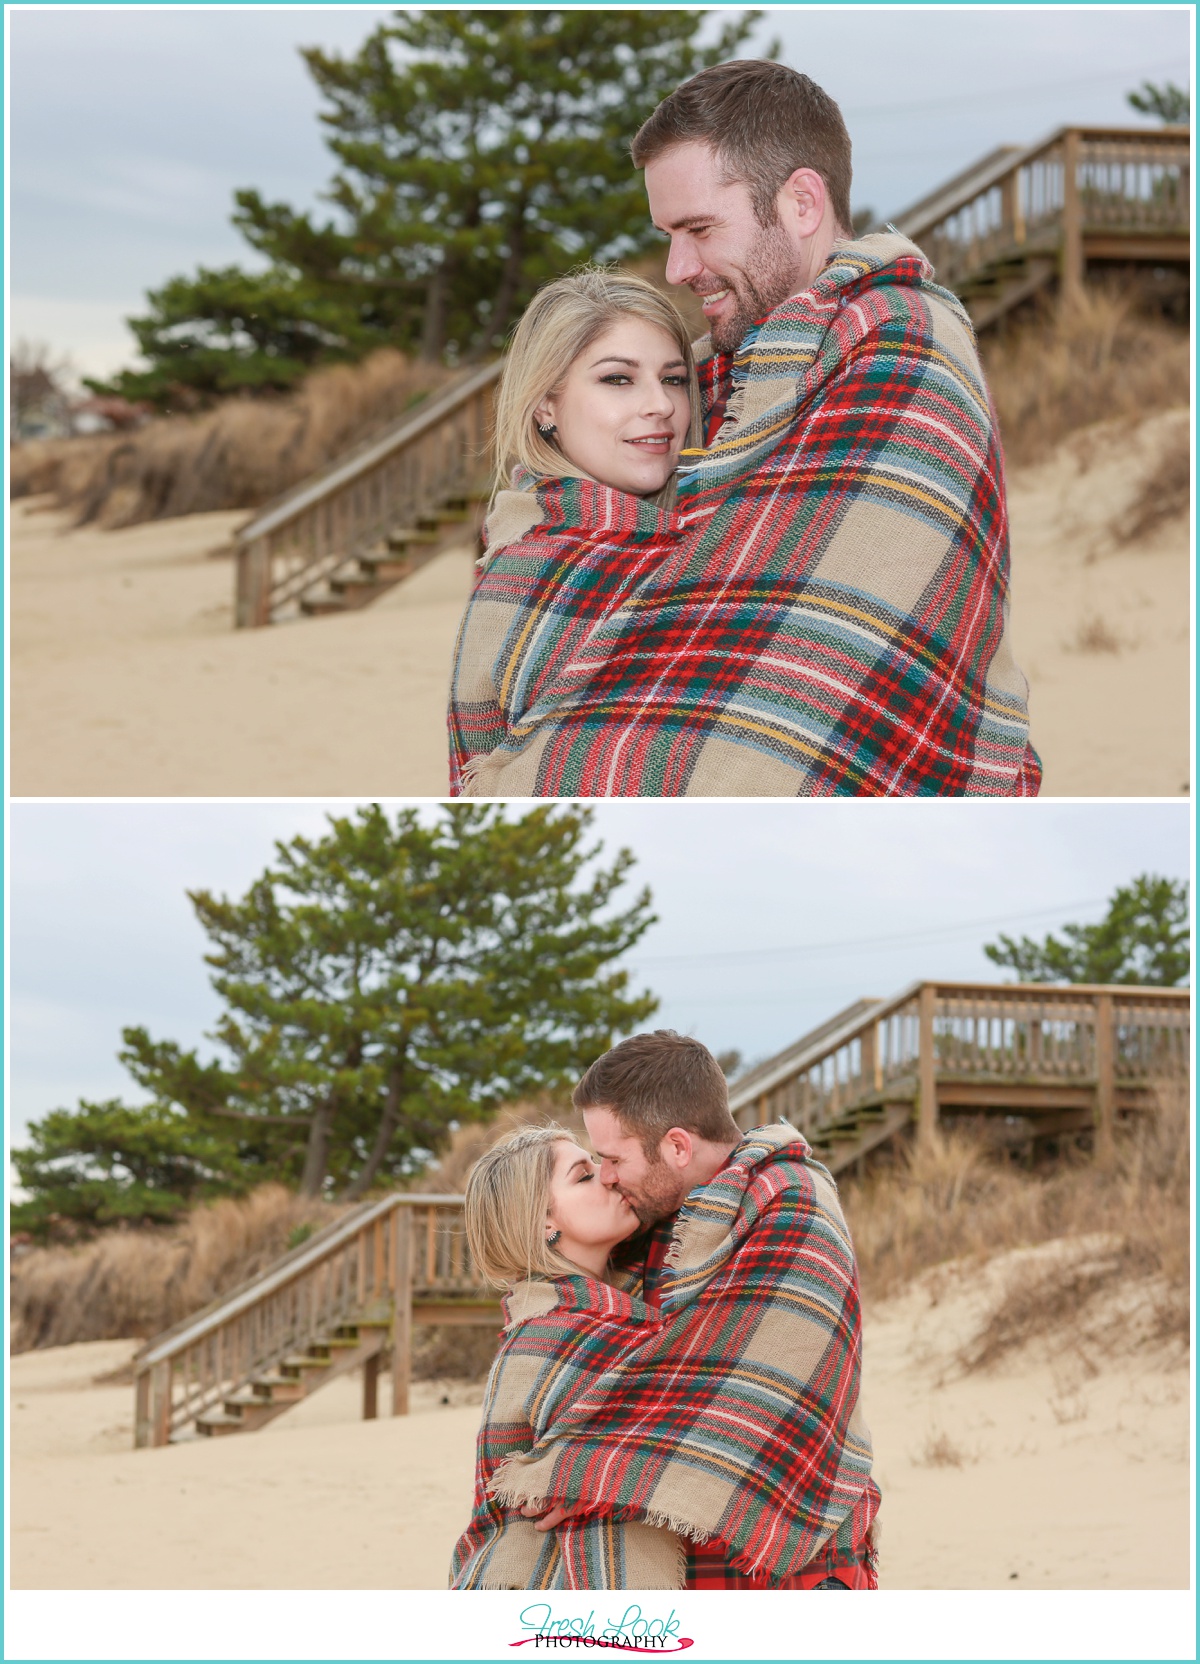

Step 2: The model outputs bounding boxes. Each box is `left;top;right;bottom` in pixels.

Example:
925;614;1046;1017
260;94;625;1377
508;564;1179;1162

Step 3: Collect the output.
520;1501;579;1532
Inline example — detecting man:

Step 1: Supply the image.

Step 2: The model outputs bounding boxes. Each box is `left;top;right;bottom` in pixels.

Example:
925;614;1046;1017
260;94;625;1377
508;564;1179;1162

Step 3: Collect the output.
466;60;1040;797
515;1030;879;1589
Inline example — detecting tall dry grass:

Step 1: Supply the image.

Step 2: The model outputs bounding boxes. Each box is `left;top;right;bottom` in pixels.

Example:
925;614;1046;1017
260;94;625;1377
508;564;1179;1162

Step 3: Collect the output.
841;1085;1190;1367
983;286;1190;469
8;1102;576;1367
10;1185;342;1353
9;350;453;530
11;1094;1187;1382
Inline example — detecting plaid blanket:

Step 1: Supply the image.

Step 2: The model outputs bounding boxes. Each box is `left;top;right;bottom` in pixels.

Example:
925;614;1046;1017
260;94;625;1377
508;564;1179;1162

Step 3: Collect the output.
449;1124;878;1589
448;232;1040;796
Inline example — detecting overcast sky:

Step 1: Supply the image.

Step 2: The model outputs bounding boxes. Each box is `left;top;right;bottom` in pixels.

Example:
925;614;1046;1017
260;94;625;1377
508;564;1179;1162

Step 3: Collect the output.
8;798;1189;1149
8;4;1191;380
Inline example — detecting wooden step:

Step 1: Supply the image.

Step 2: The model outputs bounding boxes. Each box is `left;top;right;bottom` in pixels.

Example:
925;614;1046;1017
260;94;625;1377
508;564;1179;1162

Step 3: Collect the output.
249;1374;307;1401
297;598;350;618
416;509;474;528
326;577;393;605
385;528;440;552
195;1412;248;1437
356;556;419;583
280;1354;333;1372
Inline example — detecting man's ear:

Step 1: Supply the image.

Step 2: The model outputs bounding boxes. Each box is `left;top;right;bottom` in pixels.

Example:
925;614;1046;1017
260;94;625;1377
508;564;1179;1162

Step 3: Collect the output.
778;166;827;238
661;1127;694;1170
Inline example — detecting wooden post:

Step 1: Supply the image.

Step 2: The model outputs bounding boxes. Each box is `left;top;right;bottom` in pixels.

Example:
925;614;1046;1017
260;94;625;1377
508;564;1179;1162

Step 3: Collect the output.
1094;991;1116;1167
917;985;939;1152
235;536;272;629
860;1021;882;1095
392;1208;413;1416
362;1352;380;1421
1001;166;1025;246
150;1361;172;1448
1061;129;1084;308
134;1369;152;1449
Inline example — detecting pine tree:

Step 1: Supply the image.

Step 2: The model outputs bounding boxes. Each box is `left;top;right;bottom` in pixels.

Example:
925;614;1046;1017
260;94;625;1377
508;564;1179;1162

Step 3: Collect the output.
91;10;765;406
983;875;1189;986
15;805;658;1230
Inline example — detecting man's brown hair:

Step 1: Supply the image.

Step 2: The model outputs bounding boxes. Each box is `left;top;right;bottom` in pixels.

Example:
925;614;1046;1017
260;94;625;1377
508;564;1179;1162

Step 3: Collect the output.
573;1030;740;1156
631;60;853;235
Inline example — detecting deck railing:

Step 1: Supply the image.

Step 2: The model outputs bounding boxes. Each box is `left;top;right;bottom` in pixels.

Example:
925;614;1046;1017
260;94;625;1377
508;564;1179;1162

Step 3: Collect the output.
133;1191;483;1447
233;358;501;626
893;124;1189;314
730;979;1189;1159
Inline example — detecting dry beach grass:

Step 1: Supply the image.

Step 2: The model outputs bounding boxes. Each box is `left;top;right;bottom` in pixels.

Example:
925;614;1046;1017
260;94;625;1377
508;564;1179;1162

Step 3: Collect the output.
10;349;453;528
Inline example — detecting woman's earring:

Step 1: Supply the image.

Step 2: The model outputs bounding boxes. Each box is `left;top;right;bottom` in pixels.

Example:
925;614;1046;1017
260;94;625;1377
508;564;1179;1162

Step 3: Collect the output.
536;422;557;438
546;1230;561;1248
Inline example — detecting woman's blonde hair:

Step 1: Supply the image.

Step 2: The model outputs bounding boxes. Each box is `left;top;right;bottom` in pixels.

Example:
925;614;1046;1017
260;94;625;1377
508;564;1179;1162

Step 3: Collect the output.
464;1124;585;1289
492;266;702;507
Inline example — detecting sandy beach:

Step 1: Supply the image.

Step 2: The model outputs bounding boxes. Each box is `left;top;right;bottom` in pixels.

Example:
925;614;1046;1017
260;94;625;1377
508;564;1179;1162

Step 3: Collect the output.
9;408;1190;798
10;1245;1189;1590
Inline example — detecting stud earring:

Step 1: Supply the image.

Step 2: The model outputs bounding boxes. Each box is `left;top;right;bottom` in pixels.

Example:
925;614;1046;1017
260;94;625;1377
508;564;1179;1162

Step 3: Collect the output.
546;1230;561;1248
537;422;557;438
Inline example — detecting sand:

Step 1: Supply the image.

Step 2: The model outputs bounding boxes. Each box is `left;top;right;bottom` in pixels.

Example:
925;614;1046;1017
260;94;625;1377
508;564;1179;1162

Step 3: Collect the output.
1006;408;1191;798
8;407;1190;798
10;1247;1189;1591
9;502;476;797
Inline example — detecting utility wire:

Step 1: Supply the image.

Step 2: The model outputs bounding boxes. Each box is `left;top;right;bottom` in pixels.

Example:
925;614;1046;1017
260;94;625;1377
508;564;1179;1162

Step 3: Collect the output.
839;57;1188;121
631;895;1110;969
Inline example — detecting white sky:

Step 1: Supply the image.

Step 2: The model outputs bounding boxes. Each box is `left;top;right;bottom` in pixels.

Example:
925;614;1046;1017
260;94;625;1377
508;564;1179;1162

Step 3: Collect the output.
8;798;1189;1147
8;3;1191;380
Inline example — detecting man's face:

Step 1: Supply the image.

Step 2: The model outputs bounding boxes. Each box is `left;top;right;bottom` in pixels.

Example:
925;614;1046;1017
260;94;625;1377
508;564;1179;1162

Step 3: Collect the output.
645;141;807;354
582;1105;689;1228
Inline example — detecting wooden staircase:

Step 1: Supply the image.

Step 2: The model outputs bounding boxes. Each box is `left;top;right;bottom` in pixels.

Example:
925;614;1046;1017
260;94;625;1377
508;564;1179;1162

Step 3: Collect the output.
194;1310;392;1437
887;124;1189;330
298;494;488;619
234;358;501;627
729;979;1189;1171
133;1191;497;1447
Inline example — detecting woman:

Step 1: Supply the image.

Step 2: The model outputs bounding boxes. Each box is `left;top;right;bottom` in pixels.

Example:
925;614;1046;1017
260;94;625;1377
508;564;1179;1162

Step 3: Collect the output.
449;1123;878;1591
446;268;698;796
450;1125;681;1589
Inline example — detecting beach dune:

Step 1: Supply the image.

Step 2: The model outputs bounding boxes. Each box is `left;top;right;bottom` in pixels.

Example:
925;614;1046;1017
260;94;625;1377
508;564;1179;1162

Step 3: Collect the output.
10;1249;1189;1590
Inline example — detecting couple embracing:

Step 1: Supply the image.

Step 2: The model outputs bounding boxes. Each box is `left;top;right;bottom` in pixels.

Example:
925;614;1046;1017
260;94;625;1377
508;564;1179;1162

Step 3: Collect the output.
450;1031;879;1592
448;59;1040;799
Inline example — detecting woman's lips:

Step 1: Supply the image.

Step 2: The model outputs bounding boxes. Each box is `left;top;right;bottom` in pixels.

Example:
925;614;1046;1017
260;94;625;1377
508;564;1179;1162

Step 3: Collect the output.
626;434;674;453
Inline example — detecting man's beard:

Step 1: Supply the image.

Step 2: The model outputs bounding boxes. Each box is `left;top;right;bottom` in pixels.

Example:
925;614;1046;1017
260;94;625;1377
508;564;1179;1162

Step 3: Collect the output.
705;215;805;354
621;1157;688;1229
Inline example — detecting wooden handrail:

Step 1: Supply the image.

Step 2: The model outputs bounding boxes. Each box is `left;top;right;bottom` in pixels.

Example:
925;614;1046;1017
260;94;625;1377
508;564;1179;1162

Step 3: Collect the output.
134;1192;465;1369
887;124;1189;329
893;124;1190;242
233;358;502;626
133;1191;477;1446
730;979;1189;1144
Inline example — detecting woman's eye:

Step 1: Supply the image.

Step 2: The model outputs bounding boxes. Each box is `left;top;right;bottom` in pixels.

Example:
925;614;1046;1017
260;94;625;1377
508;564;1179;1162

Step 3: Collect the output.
600;373;632;385
663;375;688;387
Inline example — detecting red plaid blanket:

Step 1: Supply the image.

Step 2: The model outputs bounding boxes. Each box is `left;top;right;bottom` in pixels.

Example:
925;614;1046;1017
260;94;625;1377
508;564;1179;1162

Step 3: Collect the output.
451;1125;879;1589
448;233;1039;797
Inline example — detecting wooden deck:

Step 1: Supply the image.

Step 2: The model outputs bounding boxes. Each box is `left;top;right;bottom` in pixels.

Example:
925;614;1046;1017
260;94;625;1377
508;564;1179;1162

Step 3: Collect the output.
889;124;1190;328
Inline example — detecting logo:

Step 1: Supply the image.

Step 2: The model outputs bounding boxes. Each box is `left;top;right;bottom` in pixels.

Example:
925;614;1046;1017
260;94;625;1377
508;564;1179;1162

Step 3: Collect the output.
510;1604;695;1653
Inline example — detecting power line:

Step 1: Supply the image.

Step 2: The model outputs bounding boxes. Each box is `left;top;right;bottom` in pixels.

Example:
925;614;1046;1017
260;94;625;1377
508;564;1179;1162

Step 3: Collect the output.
841;59;1188;121
631;895;1110;969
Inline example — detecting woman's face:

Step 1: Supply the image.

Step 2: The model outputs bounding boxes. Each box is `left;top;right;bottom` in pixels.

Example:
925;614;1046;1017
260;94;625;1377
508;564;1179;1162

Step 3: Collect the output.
535;316;691;497
546;1140;639;1260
